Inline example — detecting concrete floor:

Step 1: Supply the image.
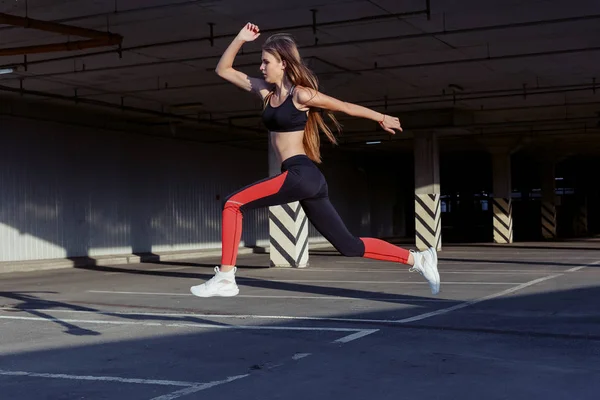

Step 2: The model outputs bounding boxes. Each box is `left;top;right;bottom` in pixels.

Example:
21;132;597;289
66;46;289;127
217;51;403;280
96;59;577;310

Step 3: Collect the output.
1;243;599;399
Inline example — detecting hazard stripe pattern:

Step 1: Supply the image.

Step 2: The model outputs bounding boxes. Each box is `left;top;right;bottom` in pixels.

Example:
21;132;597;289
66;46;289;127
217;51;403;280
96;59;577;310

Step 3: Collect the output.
493;197;513;243
541;201;556;239
414;193;441;251
268;202;309;268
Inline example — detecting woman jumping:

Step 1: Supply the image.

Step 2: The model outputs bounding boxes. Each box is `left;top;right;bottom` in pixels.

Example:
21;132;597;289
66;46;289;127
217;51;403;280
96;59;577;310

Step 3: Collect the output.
190;23;440;297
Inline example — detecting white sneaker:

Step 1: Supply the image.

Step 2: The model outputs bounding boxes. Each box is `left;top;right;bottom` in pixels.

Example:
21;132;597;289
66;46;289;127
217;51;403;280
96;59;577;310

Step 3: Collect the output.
190;266;239;297
409;247;440;295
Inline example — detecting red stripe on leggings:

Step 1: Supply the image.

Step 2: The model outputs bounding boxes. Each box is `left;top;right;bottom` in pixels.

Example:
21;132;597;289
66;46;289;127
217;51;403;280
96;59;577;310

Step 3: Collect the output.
360;237;410;264
221;171;289;265
228;171;288;205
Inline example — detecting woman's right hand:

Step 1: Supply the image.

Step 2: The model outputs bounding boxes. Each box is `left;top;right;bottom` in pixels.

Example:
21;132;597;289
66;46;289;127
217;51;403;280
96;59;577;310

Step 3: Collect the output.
237;22;261;42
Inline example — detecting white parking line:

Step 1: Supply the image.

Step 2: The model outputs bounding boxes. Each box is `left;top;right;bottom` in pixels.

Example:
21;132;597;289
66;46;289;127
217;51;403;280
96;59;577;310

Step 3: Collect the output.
333;330;379;344
86;290;453;302
395;274;563;323
394;260;600;323
147;267;190;272
0;351;317;400
0;369;203;386
0;369;249;400
292;353;311;360
269;268;564;274
0;314;378;344
105;266;188;276
149;374;249;400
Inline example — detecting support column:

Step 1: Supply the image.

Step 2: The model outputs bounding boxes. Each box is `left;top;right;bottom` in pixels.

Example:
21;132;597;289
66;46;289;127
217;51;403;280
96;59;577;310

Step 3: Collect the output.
414;132;441;251
573;165;589;237
491;152;513;243
540;160;557;239
574;197;588;236
268;140;309;268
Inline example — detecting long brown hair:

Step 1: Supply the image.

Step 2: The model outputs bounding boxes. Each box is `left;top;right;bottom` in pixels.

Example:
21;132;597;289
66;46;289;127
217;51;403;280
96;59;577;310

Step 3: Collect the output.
262;33;341;164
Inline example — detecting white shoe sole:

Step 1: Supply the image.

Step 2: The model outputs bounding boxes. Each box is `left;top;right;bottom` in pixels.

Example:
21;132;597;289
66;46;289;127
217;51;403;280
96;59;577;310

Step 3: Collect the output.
425;247;440;295
190;286;239;298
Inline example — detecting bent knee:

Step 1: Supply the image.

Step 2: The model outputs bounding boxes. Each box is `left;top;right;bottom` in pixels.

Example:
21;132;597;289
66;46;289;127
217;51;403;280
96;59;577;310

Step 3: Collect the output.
223;199;243;210
339;248;364;257
223;199;246;217
335;239;365;257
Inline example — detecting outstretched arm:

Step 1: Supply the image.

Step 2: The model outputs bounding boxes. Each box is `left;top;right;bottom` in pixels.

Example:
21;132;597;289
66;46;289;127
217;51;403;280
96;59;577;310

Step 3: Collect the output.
215;23;271;99
295;86;402;134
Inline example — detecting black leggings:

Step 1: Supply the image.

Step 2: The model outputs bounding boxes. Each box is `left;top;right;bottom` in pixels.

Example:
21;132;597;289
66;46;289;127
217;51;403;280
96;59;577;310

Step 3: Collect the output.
221;154;410;265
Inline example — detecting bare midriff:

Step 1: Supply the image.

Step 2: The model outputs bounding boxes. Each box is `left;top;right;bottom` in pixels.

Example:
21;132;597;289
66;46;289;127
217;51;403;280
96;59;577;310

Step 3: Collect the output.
269;129;306;165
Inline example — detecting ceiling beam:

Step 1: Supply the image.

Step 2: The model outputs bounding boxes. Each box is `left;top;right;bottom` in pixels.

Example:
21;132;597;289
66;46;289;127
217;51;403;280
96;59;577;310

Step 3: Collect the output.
0;12;123;56
0;37;123;56
0;12;118;38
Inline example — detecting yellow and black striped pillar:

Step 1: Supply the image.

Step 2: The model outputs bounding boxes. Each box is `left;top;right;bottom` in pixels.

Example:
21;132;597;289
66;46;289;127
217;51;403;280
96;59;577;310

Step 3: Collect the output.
415;193;441;250
491;151;513;244
541;201;557;239
540;160;557;240
268;202;309;268
492;197;513;243
414;132;441;251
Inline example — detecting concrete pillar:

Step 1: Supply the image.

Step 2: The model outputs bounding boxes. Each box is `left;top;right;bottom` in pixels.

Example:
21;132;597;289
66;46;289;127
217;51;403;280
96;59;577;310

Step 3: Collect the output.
491;152;513;243
573;197;588;236
268;140;309;268
414;132;441;251
540;160;557;239
573;165;589;236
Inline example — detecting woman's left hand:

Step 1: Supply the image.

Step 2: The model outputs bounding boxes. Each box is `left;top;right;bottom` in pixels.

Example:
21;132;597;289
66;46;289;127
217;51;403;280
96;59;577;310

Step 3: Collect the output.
379;114;402;134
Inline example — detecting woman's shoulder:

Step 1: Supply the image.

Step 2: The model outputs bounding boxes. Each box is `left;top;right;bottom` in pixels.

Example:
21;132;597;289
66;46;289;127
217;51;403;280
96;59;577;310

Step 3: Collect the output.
293;85;318;104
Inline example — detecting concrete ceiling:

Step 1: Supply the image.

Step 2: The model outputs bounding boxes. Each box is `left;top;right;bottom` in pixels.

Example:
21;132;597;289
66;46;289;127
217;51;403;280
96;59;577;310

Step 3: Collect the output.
1;0;600;154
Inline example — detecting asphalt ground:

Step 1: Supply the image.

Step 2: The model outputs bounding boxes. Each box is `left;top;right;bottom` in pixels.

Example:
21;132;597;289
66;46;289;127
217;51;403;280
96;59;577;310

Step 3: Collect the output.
1;242;599;399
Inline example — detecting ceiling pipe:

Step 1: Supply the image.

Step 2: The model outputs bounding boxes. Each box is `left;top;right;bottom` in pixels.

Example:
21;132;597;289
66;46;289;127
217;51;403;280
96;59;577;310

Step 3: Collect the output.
472;100;600;114
206;98;600;124
0;12;123;56
332;126;600;147
317;45;600;75
0;12;119;38
6;43;598;103
379;83;598;111
289;114;600;136
0;36;123;56
79;80;597;116
206;124;600;148
133;77;600;101
197;115;600;146
1;11;597;73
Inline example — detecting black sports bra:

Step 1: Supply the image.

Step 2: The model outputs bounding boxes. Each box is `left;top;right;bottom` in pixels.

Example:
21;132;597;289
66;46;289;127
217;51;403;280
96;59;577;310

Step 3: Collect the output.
262;86;308;132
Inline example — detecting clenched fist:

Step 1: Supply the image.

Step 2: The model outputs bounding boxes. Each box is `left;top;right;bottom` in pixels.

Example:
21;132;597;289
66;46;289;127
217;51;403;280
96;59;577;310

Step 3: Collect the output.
237;22;260;42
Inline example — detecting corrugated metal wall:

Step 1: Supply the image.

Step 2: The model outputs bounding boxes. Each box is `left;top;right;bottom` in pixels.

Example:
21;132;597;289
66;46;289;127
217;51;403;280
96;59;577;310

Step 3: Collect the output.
0;118;267;261
0;117;393;263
